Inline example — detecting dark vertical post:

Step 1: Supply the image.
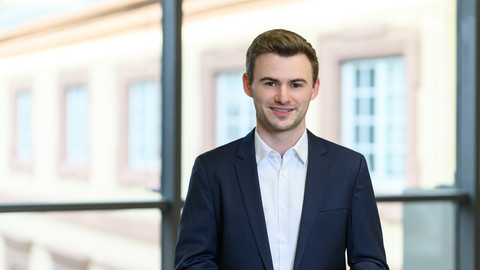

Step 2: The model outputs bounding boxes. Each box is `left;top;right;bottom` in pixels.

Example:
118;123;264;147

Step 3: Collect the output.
160;0;182;269
457;0;480;269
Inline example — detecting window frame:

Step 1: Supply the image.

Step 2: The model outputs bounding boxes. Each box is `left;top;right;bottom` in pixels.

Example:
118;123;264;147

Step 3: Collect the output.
456;0;480;269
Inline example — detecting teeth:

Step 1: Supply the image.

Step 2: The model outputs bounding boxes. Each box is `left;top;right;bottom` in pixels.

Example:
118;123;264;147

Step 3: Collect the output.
273;108;291;113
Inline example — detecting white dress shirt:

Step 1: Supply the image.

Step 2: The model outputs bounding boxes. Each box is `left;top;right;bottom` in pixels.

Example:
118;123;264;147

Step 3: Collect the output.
255;130;308;270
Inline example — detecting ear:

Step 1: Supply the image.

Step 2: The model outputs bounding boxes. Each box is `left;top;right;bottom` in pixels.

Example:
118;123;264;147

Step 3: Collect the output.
310;77;320;100
242;72;253;97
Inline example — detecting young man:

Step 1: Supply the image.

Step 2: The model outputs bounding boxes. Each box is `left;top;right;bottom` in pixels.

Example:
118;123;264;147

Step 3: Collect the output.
175;29;389;270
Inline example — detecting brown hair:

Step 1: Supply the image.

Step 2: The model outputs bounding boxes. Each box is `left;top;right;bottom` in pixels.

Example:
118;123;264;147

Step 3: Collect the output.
245;29;319;85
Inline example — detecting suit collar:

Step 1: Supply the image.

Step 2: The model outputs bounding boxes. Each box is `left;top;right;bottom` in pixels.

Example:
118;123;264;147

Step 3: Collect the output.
254;129;309;165
294;131;330;269
235;129;274;270
236;129;256;159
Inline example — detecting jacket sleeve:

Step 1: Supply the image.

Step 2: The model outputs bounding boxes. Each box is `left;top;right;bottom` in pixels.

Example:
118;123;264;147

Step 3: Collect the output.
347;156;390;270
174;157;219;270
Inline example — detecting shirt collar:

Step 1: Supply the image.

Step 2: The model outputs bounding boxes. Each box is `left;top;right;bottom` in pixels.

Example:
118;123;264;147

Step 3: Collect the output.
254;129;308;165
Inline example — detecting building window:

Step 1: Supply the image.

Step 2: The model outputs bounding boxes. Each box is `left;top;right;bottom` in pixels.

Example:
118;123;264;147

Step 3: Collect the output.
127;79;161;171
65;85;88;166
118;61;161;189
15;91;33;163
341;56;406;188
317;28;419;192
200;46;249;150
215;71;255;146
58;69;89;178
9;77;34;171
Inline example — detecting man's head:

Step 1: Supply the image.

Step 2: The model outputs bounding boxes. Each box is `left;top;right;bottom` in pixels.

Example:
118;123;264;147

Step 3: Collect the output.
242;29;320;139
245;29;319;85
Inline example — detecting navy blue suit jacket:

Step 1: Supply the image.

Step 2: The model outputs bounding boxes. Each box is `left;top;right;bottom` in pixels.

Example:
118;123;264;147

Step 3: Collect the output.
175;130;389;270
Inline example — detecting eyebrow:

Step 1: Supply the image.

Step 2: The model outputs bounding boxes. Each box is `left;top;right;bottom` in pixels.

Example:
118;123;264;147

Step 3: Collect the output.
259;77;308;84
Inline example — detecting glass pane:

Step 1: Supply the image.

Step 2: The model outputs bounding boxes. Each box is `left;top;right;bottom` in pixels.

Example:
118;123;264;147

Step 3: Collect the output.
0;210;160;270
379;201;455;270
128;80;161;171
65;85;88;166
0;0;162;202
16;91;33;162
182;0;457;198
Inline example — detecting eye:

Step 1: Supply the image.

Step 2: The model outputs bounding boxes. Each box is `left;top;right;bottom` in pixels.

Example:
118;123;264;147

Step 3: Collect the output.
291;82;303;88
265;81;276;87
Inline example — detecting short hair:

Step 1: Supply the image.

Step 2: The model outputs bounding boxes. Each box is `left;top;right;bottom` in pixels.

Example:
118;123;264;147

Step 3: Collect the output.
245;29;319;85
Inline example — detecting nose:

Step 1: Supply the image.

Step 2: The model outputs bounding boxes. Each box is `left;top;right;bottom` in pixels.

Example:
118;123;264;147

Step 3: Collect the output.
274;85;290;104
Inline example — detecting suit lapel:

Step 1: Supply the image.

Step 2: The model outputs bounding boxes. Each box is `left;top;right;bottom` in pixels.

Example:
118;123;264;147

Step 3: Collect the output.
235;130;274;270
293;131;330;270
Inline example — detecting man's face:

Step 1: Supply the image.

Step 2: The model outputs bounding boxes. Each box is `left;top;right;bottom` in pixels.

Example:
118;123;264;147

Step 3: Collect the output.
243;53;319;135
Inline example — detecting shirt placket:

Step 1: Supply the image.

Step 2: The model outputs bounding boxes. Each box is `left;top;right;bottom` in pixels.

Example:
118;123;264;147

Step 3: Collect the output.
278;152;290;270
268;152;282;270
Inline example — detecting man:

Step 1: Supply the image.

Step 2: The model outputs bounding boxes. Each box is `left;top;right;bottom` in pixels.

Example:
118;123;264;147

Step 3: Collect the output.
175;29;389;270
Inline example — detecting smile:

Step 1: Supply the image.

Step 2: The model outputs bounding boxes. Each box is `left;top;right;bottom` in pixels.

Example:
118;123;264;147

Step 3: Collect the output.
272;107;294;113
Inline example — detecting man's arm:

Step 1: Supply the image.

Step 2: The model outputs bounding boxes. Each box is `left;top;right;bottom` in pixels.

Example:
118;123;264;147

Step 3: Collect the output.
347;156;389;270
175;157;219;270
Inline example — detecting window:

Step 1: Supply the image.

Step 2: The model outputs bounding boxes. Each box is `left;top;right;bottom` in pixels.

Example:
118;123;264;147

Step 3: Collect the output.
15;91;33;163
215;71;255;146
58;70;89;178
341;56;406;191
65;85;88;166
200;46;249;151
128;79;161;171
317;28;420;193
118;61;161;189
9;77;34;171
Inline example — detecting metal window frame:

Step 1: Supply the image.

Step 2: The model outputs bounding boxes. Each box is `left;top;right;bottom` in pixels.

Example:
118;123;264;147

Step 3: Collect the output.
457;0;480;270
0;0;477;269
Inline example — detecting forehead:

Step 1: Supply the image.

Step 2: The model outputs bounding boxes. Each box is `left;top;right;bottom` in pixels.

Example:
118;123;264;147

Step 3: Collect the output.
253;53;313;82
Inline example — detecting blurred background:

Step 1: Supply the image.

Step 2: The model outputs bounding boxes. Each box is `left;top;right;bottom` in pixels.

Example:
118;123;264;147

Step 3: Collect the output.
0;0;462;269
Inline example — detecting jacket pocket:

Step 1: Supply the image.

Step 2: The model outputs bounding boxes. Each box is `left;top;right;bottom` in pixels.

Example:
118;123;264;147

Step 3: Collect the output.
317;208;347;216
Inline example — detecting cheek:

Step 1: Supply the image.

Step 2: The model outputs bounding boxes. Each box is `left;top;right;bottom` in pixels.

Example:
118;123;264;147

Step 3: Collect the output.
252;90;271;104
298;92;315;104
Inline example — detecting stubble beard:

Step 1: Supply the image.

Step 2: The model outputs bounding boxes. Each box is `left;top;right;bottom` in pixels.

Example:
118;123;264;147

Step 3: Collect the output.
255;105;307;134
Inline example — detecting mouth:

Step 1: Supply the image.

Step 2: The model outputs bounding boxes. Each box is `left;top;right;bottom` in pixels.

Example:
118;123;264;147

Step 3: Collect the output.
271;107;294;113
